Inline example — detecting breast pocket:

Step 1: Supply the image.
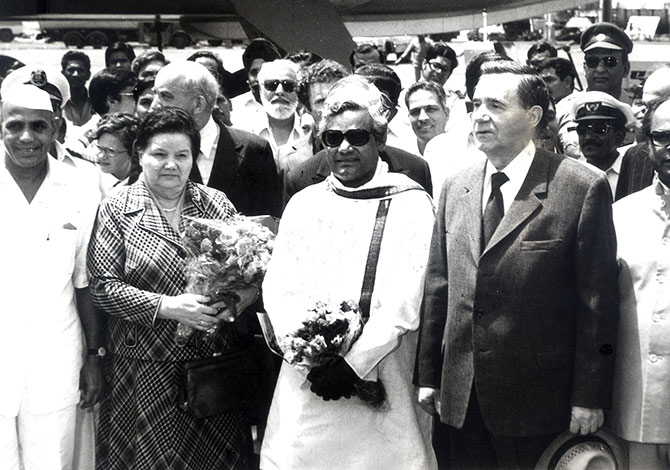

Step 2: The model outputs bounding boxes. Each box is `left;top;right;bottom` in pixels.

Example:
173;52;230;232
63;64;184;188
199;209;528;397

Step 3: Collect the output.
520;239;563;251
45;227;79;278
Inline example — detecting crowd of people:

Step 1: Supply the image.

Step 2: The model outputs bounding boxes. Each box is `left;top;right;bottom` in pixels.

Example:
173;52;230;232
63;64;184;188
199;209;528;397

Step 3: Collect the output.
0;19;669;470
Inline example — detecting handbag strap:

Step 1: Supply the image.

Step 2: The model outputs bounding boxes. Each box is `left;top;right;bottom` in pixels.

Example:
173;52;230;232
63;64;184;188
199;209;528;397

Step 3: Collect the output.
359;198;391;322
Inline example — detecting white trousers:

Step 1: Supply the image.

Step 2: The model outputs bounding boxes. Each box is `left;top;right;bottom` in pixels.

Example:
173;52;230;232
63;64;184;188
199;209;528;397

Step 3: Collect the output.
0;405;77;470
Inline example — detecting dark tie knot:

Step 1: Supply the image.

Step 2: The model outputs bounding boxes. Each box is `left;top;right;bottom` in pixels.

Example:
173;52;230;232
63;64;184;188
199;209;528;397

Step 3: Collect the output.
491;172;509;191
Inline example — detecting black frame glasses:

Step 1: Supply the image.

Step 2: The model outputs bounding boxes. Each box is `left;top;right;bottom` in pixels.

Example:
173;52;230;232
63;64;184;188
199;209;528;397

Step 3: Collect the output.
321;129;371;148
576;122;613;136
427;61;450;74
584;55;619;69
262;79;297;93
648;131;670;147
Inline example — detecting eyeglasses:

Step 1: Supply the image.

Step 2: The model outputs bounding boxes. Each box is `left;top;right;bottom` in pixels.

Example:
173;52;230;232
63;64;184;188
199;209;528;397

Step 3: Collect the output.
118;92;134;97
648;131;670;147
427;61;450;74
321;129;371;148
263;80;297;93
584;55;619;69
94;143;128;158
575;122;613;136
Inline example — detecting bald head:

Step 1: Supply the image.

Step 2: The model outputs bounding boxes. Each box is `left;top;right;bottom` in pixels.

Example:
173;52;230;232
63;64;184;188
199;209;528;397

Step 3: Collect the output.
643;66;670;104
152;61;219;130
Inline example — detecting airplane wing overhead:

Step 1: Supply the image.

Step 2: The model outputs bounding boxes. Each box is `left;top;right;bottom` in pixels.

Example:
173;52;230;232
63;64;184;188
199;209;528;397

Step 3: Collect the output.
230;0;355;68
340;0;595;36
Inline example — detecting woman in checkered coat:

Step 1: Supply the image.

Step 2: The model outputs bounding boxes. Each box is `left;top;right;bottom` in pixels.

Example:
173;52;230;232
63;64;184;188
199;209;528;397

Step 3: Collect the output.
87;108;259;469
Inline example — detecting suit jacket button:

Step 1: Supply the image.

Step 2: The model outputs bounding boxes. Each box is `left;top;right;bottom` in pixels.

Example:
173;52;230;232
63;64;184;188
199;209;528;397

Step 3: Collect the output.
474;308;485;317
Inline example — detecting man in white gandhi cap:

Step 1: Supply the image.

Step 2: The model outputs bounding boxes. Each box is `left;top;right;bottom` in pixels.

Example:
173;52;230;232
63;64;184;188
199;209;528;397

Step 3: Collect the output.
0;83;104;469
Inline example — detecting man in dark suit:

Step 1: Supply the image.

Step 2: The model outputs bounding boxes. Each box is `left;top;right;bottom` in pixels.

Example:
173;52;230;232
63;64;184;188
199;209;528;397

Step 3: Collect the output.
152;61;281;217
415;61;619;469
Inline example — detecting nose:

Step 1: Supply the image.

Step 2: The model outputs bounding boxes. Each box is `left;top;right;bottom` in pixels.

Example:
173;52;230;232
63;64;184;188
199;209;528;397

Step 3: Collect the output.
337;137;353;153
164;157;177;169
418;108;430;122
150;95;162;110
472;105;489;123
19;127;33;142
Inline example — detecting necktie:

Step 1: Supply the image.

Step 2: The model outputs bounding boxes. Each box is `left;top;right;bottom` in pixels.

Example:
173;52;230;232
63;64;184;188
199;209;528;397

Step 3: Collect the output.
481;171;509;250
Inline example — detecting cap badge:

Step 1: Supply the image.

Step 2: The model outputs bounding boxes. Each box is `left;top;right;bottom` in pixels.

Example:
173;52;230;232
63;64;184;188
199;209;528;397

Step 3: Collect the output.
595;33;608;42
585;102;600;113
29;69;47;87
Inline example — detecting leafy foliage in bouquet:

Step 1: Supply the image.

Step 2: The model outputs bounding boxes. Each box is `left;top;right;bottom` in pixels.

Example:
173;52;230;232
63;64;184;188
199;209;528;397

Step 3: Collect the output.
279;300;363;369
175;215;275;346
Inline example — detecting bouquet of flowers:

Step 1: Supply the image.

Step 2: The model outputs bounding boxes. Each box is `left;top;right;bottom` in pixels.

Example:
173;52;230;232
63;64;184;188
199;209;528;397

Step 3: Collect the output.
176;215;275;346
279;300;387;409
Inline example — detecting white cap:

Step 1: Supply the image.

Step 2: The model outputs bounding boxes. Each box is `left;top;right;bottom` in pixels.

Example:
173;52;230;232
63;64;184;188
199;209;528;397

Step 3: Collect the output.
1;65;70;109
2;84;54;112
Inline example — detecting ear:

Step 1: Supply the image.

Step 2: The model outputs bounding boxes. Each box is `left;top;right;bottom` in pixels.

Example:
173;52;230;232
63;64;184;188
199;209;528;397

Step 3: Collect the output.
193;94;208;115
614;127;627;146
527;104;543;128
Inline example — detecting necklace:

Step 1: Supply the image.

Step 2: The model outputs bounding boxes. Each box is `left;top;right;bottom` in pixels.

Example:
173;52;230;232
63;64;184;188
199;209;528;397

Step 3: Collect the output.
160;205;178;213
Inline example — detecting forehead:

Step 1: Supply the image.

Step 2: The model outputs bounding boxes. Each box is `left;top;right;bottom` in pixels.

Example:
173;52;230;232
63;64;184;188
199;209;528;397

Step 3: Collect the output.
65;60;87;70
309;81;336;97
110;51;130;61
155;71;187;90
1;103;53;123
651;101;670;127
326;108;371;130
541;67;559;78
408;89;442;108
474;73;523;105
195;57;218;68
262;64;297;80
585;48;623;59
428;56;452;68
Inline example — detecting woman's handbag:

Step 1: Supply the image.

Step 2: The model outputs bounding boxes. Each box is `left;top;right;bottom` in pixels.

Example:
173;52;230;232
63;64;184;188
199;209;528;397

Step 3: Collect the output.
178;349;261;419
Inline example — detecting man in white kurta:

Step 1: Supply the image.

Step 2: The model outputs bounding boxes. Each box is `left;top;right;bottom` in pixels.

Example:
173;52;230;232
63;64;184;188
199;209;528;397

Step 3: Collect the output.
0;85;102;470
612;174;670;468
260;75;437;470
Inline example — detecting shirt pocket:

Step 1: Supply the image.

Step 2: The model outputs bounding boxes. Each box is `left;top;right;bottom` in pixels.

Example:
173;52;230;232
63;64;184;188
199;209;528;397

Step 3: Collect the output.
45;227;79;279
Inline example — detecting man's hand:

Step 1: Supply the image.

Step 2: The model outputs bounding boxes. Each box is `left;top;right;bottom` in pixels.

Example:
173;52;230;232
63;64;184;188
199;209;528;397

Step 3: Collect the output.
418;387;441;415
79;356;105;408
570;406;604;435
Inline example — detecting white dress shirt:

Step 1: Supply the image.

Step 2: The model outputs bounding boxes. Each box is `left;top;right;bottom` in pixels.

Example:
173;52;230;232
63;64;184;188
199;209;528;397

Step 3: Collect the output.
197;116;220;185
482;140;536;215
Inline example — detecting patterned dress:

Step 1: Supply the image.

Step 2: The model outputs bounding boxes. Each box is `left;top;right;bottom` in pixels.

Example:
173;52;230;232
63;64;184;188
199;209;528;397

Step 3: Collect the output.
88;180;255;469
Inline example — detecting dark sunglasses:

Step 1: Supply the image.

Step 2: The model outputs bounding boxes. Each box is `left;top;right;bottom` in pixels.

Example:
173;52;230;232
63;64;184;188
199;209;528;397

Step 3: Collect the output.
576;122;613;136
648;131;670;147
321;129;371;148
263;79;297;93
584;56;619;69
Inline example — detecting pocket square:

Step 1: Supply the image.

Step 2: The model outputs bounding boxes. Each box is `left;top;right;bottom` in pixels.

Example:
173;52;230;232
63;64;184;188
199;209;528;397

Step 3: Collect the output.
62;222;77;230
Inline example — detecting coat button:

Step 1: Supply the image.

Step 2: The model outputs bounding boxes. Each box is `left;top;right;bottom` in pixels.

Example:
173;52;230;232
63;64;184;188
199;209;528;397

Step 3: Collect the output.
657;275;665;284
663;237;670;245
474;308;485;317
654;313;661;322
650;354;659;363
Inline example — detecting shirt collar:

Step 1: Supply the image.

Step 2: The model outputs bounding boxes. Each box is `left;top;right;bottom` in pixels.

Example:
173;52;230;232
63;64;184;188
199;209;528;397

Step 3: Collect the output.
654;173;670;196
199;116;219;158
484;140;536;188
606;151;623;176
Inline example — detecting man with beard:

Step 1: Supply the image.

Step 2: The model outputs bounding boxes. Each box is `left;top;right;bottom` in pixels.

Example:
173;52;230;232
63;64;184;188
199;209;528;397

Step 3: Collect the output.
573;91;634;199
152;61;281;217
250;60;305;159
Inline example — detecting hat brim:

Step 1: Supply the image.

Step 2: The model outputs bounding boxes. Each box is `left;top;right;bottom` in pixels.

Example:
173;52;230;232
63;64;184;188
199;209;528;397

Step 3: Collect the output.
584;42;624;52
535;428;628;470
574;116;621;122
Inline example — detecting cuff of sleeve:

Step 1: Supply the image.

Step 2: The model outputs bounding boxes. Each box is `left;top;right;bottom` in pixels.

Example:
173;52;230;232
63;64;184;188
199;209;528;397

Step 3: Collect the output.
152;295;163;329
343;356;378;382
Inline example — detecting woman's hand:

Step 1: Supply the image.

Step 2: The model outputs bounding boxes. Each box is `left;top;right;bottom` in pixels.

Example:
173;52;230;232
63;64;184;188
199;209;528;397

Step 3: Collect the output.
157;293;220;331
213;286;260;323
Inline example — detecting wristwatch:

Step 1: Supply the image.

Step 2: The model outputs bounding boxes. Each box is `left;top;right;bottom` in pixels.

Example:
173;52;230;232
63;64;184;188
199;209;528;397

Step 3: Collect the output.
88;347;107;357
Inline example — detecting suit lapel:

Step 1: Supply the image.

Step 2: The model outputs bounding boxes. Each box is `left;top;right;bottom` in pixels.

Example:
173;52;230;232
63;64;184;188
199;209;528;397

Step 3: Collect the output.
381;150;412;178
462;159;487;261
482;151;549;256
123;182;186;249
209;123;242;191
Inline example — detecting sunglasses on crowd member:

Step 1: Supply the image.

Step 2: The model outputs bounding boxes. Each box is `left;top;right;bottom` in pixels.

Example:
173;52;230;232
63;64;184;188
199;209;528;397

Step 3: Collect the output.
93;143;128;158
321;129;371;148
427;61;450;74
263;79;297;93
648;131;670;147
575;122;613;136
584;56;619;69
